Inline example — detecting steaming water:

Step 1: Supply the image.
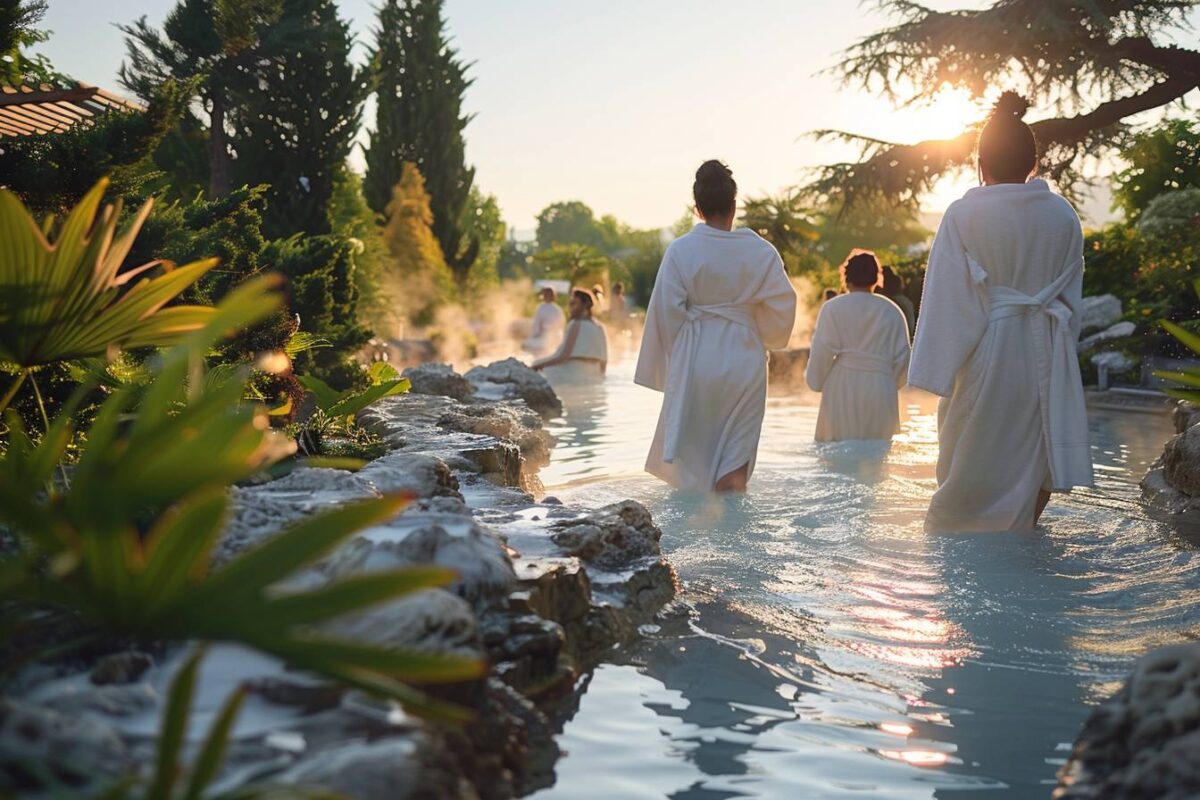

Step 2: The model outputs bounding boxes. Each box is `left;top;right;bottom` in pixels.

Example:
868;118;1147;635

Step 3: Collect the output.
531;346;1199;799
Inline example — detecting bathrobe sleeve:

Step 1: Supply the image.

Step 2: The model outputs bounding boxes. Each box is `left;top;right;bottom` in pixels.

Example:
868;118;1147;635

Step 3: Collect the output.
907;208;989;397
1064;223;1086;344
805;301;837;392
892;308;912;390
753;250;798;349
634;247;688;392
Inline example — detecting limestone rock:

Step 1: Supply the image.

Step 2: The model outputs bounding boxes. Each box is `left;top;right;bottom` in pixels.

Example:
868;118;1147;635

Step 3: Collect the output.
1091;350;1136;374
323;512;515;607
439;404;554;471
1163;423;1200;497
90;651;153;685
550;500;663;570
465;359;563;419
356;452;462;499
1174;401;1200;435
1141;462;1200;515
1079;321;1137;352
43;684;157;717
220;467;381;561
1055;644;1200;799
403;362;475;401
0;699;130;789
1080;294;1123;334
322;589;481;661
277;739;424;799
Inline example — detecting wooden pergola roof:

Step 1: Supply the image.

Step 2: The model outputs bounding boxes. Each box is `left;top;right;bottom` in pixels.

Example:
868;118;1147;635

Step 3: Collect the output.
0;83;144;137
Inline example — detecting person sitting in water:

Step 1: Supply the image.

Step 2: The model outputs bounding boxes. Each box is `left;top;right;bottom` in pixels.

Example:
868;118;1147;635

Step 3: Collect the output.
805;250;911;442
522;287;566;357
533;288;608;380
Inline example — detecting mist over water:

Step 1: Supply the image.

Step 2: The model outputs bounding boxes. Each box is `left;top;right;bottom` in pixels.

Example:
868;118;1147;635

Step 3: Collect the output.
530;354;1197;799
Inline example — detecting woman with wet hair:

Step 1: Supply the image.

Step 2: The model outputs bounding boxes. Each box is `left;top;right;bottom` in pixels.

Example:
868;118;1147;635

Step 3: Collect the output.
806;250;911;442
533;288;608;382
636;160;797;492
909;92;1093;532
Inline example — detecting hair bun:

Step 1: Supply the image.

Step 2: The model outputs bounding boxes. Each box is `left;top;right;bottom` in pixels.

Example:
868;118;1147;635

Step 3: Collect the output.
992;91;1030;122
696;159;733;183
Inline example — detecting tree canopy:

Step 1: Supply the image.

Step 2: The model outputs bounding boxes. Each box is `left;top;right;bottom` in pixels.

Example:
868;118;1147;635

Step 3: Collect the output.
364;0;478;285
806;0;1200;209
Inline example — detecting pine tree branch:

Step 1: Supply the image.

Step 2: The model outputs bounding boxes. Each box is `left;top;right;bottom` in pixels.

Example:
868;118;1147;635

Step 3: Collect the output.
803;74;1199;209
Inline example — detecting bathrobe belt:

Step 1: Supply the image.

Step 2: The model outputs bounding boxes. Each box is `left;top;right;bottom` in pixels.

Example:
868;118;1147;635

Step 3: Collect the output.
662;303;759;463
832;350;892;374
982;258;1090;489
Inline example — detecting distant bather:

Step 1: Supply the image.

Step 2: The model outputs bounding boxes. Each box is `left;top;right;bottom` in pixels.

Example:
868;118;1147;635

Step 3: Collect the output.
806;251;911;442
533;288;608;383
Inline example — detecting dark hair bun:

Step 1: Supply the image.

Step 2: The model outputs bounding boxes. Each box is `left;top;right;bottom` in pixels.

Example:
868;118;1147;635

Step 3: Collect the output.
693;159;737;218
842;250;881;289
992;91;1030;122
696;160;732;183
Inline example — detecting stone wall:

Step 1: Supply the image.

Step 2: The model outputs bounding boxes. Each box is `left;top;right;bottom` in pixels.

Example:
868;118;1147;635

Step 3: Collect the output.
0;360;677;799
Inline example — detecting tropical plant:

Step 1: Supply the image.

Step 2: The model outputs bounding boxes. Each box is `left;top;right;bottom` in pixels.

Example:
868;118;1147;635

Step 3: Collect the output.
0;179;218;418
1155;278;1200;403
1113;117;1200;220
807;0;1200;209
294;361;409;458
89;647;343;800
531;243;612;289
740;192;820;256
0;279;480;716
365;0;478;284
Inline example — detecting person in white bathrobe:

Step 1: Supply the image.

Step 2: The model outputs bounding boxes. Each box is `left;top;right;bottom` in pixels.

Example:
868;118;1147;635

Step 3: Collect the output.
909;92;1094;532
636;160;797;492
533;288;608;383
806;251;911;442
522;288;566;356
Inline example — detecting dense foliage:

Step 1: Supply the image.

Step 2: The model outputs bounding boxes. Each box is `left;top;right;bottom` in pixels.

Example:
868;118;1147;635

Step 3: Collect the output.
807;0;1200;209
233;0;367;238
365;0;478;284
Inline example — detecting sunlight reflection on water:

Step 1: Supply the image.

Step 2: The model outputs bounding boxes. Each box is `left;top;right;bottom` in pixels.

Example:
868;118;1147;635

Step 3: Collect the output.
531;353;1196;799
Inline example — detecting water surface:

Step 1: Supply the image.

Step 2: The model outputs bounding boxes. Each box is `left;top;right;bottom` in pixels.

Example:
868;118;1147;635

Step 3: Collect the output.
531;350;1197;799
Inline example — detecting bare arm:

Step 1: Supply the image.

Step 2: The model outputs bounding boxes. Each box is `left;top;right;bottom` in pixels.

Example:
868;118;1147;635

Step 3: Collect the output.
534;320;581;370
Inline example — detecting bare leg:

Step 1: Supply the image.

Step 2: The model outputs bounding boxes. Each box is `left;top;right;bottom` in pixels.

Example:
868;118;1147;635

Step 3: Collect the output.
714;464;749;493
1034;489;1052;524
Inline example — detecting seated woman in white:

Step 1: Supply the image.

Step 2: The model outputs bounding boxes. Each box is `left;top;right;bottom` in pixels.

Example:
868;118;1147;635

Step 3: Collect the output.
522;287;566;356
533;288;607;383
806;251;911;442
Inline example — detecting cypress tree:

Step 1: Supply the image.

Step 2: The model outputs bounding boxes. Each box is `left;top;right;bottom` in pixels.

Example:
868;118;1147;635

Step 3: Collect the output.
364;0;478;285
232;0;367;239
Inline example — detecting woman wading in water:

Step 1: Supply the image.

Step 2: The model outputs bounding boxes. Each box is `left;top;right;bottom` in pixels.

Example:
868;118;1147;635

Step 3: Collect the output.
806;250;911;442
636;160;797;492
909;92;1093;532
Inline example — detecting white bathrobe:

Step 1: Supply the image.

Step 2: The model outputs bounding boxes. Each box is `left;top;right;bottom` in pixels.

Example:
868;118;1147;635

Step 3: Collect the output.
539;319;608;384
909;179;1094;532
635;224;797;490
806;292;911;442
523;301;565;356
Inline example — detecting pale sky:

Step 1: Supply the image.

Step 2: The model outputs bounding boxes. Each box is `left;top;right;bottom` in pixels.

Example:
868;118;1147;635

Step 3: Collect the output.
35;0;1194;231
